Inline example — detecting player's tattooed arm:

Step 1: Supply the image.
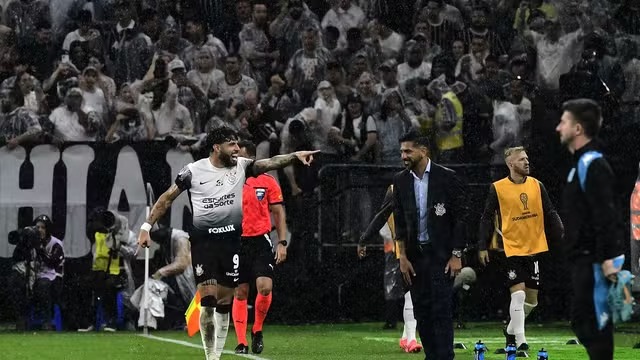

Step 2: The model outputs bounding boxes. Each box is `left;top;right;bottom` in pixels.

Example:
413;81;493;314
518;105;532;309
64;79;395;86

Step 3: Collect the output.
251;150;320;175
146;166;190;226
146;184;183;226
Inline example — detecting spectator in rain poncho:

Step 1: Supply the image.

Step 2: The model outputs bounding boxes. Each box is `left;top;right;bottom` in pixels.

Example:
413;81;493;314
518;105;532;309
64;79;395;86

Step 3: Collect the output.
149;227;196;307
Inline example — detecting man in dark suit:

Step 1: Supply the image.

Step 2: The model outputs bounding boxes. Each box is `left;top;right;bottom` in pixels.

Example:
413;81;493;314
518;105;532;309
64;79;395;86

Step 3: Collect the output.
392;130;468;360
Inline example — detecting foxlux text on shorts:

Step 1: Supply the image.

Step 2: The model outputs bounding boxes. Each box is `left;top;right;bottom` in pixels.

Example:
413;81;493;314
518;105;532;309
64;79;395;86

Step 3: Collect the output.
208;225;236;234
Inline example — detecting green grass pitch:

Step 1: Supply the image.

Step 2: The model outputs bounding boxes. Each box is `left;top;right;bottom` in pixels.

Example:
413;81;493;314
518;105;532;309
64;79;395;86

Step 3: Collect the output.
2;323;639;359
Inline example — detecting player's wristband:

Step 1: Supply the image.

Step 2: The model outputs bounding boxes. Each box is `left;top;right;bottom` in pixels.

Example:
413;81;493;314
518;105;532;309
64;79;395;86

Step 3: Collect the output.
140;222;152;232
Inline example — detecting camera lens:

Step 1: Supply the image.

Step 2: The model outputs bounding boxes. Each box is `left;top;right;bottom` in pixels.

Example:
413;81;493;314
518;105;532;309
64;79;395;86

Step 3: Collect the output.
8;230;20;245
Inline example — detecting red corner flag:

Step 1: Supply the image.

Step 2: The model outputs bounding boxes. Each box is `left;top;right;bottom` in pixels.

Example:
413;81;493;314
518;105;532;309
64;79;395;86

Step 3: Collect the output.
185;290;201;337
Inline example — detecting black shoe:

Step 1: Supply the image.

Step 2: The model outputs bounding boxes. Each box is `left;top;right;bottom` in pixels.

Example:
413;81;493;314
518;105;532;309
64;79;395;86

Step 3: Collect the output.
496;327;515;354
504;327;516;347
235;344;249;354
518;343;529;351
516;350;529;357
251;331;264;354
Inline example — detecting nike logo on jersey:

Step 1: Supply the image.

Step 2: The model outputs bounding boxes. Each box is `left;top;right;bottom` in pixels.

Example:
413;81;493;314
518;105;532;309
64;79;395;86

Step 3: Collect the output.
199;179;224;185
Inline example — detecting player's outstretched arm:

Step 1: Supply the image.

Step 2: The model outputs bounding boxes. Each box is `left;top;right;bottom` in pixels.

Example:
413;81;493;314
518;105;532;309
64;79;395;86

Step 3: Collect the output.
252;150;320;175
138;184;184;249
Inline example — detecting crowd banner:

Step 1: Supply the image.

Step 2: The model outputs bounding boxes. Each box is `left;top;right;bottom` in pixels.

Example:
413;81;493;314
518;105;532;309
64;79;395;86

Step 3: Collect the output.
0;142;195;259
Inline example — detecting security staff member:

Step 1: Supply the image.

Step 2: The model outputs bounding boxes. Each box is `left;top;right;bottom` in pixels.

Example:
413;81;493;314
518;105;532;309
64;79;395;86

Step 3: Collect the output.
478;146;564;354
556;99;623;360
392;130;468;360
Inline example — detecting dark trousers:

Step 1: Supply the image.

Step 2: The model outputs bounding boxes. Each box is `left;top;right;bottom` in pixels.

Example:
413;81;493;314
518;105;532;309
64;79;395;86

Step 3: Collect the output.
8;270;29;328
8;270;62;329
80;271;124;328
33;277;63;322
571;259;614;360
411;250;455;360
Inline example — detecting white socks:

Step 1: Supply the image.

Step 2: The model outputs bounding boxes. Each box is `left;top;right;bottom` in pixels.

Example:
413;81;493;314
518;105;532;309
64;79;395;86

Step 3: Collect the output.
507;290;526;347
214;311;230;357
199;307;216;360
403;292;417;342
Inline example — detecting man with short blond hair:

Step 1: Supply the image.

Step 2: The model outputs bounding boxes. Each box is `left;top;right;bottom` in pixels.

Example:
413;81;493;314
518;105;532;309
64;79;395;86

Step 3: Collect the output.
478;146;564;355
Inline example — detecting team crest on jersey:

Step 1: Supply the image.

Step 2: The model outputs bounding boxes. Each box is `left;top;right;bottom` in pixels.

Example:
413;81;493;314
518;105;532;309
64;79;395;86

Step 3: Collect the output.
434;203;446;216
508;270;517;280
227;169;237;185
195;264;204;277
255;188;266;201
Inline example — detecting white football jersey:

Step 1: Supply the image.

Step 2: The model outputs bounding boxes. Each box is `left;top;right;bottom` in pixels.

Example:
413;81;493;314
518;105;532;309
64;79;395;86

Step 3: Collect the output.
176;157;254;232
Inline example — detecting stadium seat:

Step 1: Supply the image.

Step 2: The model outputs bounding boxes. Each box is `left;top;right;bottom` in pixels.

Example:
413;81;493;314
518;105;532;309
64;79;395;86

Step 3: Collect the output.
28;304;63;332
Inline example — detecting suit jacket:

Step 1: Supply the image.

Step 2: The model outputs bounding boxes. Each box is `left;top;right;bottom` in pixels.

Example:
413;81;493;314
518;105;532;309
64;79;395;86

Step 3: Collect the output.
392;162;468;262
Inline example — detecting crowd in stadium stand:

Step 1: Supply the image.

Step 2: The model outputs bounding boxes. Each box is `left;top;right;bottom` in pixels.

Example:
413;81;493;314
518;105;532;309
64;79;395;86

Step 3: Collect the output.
1;0;637;180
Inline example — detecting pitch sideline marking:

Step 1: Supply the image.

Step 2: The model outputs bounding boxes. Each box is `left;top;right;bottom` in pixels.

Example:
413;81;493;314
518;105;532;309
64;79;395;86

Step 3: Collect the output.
139;334;271;360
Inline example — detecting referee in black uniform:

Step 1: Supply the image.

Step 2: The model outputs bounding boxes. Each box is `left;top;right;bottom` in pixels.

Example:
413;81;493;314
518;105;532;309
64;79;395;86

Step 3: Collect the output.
556;99;623;360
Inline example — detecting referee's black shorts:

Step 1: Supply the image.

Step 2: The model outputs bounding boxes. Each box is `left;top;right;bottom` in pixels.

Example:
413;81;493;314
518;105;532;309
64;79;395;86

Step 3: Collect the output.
189;228;241;288
238;233;275;285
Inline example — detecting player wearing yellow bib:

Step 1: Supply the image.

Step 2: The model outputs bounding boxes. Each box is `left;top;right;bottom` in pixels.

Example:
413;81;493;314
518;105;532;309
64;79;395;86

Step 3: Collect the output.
478;147;564;354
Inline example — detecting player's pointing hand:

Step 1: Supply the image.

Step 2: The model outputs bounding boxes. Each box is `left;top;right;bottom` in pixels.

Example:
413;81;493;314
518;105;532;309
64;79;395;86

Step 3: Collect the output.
136;229;151;255
294;150;320;166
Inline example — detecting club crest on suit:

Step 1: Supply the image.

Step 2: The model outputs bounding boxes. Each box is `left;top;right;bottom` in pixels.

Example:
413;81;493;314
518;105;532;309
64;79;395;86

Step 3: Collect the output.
435;203;446;216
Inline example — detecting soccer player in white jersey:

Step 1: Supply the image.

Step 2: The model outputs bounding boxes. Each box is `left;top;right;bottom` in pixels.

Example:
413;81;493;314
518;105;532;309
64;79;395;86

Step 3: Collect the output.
138;127;317;360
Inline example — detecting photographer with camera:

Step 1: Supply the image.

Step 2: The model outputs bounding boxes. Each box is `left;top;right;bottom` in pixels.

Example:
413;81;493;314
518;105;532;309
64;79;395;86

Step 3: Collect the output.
8;215;64;330
77;209;136;332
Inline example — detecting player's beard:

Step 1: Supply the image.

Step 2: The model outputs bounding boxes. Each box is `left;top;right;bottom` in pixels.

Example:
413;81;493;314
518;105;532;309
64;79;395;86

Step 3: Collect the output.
219;151;238;167
403;154;423;171
559;131;575;147
403;157;416;170
515;164;530;177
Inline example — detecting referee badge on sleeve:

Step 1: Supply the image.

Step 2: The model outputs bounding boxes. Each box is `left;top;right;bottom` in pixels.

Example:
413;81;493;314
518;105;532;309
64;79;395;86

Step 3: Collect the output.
255;188;266;201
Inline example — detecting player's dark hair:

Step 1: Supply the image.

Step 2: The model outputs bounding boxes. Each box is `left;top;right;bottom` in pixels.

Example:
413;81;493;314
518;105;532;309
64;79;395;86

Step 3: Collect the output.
562;99;602;138
205;127;239;152
238;140;257;157
399;129;430;149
